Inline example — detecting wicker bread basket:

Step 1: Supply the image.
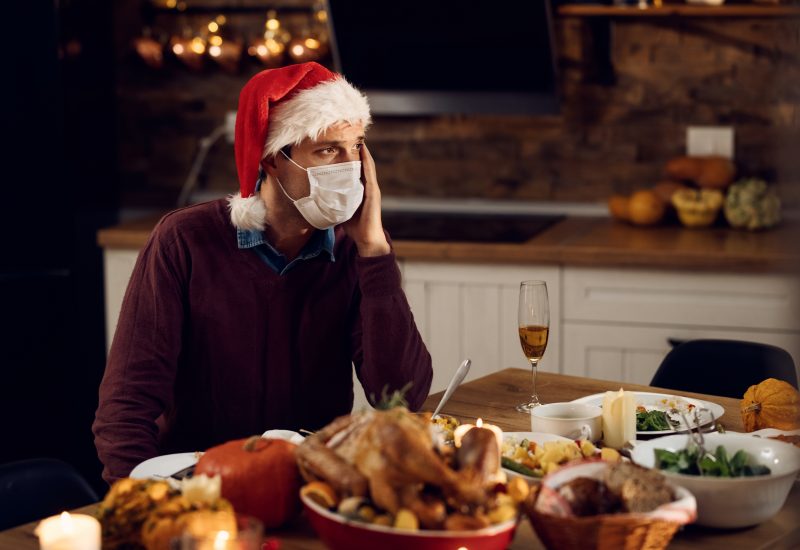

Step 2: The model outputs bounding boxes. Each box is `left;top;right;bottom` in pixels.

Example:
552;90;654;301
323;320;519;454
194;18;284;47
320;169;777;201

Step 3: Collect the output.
524;460;696;550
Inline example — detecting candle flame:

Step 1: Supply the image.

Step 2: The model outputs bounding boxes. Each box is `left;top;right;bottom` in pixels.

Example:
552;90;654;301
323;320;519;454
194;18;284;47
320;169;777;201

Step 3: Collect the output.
476;418;483;428
213;530;231;550
59;511;74;534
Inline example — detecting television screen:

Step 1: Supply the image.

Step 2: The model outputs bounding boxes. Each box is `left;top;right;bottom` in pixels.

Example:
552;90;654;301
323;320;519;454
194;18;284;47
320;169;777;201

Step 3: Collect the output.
326;0;559;115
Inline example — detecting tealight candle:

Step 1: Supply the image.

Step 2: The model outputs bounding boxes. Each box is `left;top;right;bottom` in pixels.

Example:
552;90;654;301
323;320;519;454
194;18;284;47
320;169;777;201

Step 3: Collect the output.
453;418;503;450
35;512;101;550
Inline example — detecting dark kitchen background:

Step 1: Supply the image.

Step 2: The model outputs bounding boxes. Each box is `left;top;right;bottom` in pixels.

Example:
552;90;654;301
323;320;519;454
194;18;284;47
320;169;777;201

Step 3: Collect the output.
2;0;799;496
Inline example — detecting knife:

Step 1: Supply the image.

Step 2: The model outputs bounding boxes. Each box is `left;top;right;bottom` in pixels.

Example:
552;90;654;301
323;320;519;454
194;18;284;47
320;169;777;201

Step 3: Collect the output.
168;464;196;480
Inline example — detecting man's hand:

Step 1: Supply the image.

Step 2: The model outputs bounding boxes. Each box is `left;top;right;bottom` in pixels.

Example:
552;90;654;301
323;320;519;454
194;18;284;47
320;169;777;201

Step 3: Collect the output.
343;144;391;257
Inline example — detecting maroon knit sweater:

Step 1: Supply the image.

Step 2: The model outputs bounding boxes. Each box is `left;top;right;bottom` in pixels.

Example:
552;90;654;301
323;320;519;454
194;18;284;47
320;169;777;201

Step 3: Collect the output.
93;200;433;483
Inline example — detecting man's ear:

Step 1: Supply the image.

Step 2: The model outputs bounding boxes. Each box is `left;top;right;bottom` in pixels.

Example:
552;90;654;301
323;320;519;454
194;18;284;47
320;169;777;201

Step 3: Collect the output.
261;156;278;177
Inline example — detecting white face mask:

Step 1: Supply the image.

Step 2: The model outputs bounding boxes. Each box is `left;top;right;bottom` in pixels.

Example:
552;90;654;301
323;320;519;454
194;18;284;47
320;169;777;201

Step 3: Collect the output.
276;150;364;230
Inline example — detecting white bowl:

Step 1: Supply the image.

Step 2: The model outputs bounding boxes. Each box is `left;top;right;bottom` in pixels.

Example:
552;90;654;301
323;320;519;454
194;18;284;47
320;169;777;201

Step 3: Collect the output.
632;433;800;528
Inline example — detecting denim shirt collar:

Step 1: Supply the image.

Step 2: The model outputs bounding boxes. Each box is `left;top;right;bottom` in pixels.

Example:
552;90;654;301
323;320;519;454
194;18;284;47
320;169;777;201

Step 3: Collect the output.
236;226;336;274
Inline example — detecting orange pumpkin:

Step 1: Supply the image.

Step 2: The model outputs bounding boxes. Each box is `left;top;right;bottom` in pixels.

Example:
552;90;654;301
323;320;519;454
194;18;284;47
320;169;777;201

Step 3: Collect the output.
195;436;301;528
740;378;800;432
627;189;666;226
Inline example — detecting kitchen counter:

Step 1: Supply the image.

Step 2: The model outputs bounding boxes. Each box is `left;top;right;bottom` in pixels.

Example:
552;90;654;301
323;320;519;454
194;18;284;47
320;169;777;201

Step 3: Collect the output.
97;213;800;273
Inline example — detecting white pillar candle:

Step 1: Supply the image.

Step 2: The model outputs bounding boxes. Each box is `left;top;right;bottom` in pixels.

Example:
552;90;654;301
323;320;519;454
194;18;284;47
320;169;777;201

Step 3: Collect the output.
35;512;101;550
602;389;636;450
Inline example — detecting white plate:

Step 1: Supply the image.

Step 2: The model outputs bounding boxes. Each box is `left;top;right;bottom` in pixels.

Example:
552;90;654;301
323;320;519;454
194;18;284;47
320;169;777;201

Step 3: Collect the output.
726;428;800;439
129;431;303;480
571;392;725;436
129;452;202;480
501;431;572;483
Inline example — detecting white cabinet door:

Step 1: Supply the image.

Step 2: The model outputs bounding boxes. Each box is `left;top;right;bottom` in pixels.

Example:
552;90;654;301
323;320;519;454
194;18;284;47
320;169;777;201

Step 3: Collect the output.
564;267;800;331
563;322;800;386
400;261;561;394
103;249;140;352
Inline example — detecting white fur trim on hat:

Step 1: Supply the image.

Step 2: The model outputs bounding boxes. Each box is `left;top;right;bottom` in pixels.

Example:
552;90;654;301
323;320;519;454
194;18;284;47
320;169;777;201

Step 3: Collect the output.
227;193;267;231
262;76;371;159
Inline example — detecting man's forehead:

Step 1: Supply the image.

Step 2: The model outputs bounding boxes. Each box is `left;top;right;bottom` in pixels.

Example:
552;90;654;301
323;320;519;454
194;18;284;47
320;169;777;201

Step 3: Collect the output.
305;121;366;145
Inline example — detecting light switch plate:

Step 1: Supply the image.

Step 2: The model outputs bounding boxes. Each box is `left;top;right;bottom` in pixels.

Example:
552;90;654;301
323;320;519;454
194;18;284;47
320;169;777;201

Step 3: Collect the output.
686;126;734;159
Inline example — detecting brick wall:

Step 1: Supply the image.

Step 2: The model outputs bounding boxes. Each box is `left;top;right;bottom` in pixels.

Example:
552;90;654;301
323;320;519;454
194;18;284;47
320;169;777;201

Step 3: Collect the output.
115;4;800;208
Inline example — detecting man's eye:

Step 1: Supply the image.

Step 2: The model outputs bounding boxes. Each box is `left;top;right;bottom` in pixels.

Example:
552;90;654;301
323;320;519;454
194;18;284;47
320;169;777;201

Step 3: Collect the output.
354;143;364;150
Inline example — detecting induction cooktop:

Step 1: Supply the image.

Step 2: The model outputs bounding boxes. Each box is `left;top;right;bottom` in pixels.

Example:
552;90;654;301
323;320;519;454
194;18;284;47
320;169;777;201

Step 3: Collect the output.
381;211;564;243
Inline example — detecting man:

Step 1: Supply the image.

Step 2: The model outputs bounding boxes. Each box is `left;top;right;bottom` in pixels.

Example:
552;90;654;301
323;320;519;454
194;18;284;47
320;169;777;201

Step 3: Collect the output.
93;62;433;483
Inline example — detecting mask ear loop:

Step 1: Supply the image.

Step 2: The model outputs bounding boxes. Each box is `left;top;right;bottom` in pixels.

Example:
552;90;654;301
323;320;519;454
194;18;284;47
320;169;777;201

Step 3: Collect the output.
280;149;309;172
264;152;304;202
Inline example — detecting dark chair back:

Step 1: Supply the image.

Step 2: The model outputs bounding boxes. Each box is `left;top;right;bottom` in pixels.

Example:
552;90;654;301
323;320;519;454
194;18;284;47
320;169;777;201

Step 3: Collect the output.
0;458;99;530
650;339;798;399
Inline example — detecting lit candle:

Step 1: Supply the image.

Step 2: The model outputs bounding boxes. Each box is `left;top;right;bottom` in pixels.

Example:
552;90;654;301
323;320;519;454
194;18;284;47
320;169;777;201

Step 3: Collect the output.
453;418;503;450
35;512;101;550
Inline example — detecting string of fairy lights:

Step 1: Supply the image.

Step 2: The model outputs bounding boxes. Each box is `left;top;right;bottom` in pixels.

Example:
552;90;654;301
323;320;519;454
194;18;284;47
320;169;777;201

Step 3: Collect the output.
133;1;330;72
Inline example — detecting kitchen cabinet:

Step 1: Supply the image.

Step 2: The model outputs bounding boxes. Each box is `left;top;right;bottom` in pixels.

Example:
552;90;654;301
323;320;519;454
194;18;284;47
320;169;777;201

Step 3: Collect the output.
99;216;800;410
399;261;561;394
561;267;800;385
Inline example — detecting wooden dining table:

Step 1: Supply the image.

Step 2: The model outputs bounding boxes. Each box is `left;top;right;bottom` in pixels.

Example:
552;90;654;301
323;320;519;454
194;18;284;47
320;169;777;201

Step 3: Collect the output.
1;368;798;550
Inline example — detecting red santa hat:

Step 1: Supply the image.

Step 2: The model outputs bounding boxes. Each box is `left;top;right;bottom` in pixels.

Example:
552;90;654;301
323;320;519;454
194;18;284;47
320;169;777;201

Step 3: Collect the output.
228;62;371;230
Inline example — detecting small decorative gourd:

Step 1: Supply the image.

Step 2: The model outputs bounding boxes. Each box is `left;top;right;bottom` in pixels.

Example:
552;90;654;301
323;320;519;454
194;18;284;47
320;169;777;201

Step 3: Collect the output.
740;378;800;432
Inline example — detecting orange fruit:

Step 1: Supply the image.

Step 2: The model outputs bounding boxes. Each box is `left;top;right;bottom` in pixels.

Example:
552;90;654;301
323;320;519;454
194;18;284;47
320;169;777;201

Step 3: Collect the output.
608;195;630;222
300;481;339;509
627;189;666;226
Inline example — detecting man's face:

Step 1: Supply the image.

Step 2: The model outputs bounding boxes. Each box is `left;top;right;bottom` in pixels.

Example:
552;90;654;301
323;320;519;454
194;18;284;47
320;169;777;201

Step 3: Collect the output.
266;121;366;201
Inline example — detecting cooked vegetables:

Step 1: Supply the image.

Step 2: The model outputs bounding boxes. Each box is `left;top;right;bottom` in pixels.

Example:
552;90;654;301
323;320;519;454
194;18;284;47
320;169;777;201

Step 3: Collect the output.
636;409;674;431
501;438;603;478
655;445;771;477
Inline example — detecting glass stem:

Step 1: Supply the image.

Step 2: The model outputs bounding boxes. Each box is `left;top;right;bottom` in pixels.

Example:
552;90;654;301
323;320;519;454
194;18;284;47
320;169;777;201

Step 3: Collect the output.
529;358;540;405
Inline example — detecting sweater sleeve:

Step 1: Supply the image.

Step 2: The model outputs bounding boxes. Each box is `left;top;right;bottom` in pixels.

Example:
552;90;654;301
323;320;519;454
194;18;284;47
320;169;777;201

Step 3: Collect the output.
350;251;433;410
92;221;187;484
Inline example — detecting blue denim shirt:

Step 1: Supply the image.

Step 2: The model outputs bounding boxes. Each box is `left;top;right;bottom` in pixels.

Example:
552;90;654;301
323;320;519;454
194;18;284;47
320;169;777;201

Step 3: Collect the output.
237;227;335;275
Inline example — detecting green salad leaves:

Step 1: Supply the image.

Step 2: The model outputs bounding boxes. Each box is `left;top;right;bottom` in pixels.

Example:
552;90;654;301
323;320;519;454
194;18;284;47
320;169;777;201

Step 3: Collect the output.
655;445;771;478
636;409;674;431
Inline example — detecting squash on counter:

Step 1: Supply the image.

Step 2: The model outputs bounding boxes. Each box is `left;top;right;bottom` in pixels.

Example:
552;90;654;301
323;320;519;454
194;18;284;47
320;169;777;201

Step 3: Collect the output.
670;189;724;228
724;178;781;231
665;156;736;190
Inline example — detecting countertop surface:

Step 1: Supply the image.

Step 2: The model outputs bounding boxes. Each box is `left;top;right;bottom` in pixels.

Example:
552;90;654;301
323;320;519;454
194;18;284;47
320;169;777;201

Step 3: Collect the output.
97;213;800;273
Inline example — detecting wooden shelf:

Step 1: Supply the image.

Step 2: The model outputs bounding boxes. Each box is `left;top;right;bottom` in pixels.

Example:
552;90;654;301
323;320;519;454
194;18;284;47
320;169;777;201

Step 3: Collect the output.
558;4;800;17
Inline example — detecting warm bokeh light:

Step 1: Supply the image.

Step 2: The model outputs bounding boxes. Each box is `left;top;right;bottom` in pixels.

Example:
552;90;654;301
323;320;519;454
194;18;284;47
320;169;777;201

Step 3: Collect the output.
165;0;177;8
190;38;205;54
215;14;227;25
304;38;320;50
291;44;305;57
209;35;223;46
207;21;219;33
209;45;222;57
172;43;185;55
266;38;284;54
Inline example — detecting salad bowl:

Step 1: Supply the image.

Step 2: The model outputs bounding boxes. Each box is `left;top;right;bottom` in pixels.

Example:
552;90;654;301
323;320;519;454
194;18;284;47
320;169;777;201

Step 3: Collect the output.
632;432;800;527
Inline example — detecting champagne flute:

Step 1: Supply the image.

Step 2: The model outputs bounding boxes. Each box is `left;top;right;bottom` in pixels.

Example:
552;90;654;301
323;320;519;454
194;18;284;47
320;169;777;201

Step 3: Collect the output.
516;280;549;412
